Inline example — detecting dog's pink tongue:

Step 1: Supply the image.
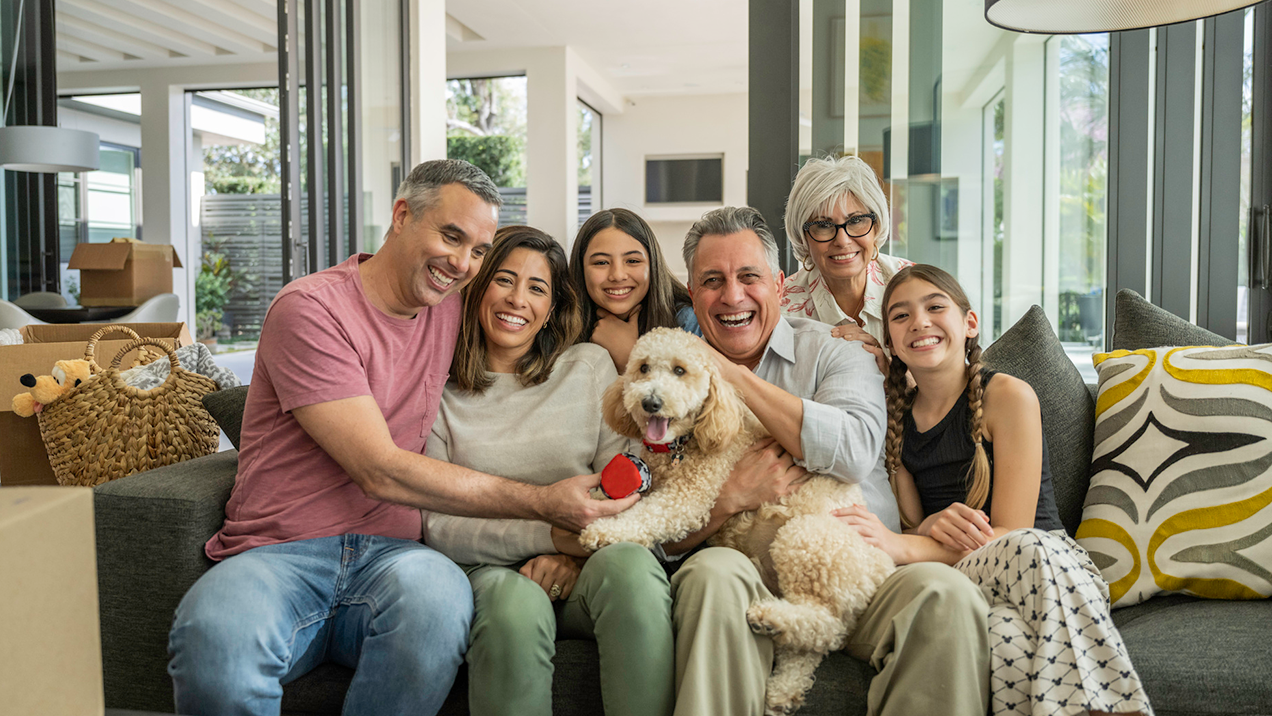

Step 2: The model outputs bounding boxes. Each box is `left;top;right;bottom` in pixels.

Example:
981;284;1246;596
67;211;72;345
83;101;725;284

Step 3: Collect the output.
645;416;669;442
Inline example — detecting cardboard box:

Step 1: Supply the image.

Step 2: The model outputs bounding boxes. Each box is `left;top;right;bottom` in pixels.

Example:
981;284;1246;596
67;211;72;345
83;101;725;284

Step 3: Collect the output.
0;323;193;487
67;238;184;307
0;487;105;716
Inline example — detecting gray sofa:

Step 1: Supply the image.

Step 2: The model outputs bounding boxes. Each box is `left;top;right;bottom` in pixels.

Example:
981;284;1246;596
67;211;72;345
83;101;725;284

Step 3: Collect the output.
93;290;1271;716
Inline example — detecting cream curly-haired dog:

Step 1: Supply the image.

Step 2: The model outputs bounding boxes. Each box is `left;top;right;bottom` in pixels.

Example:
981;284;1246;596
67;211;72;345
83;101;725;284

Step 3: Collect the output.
579;328;896;715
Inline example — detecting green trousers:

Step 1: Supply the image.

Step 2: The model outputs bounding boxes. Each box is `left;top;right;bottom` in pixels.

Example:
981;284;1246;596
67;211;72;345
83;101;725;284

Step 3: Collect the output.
464;542;675;716
671;547;991;716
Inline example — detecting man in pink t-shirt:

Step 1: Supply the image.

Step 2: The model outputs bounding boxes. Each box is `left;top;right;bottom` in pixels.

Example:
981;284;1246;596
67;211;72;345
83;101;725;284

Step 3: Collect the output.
167;160;639;716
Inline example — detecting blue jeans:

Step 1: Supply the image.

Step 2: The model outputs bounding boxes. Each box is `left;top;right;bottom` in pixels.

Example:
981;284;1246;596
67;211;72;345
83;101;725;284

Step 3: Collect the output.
168;534;474;716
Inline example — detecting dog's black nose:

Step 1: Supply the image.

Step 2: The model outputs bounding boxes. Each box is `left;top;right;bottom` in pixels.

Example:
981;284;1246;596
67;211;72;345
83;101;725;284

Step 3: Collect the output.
19;374;36;388
641;395;663;415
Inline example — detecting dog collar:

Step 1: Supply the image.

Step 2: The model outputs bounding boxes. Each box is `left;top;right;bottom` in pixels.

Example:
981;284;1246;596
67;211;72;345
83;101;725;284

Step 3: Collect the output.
643;433;691;454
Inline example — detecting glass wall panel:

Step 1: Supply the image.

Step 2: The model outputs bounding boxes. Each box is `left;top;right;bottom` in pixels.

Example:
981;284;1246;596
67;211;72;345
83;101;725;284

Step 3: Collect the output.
827;0;1110;379
360;0;404;251
1238;7;1255;344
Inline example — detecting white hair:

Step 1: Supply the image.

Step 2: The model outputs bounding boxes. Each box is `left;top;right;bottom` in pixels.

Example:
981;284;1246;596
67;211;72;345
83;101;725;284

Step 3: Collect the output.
682;206;781;279
782;155;890;265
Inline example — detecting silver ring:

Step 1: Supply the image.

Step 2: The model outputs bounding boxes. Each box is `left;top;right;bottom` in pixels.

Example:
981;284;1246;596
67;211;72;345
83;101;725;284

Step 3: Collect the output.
549;583;562;599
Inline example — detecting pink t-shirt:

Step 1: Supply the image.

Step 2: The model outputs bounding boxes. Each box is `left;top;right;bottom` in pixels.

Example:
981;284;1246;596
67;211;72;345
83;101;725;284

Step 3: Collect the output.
206;254;460;560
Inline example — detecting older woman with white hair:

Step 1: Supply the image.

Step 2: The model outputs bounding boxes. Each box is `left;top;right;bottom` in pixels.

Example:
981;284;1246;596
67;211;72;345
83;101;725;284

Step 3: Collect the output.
779;155;911;371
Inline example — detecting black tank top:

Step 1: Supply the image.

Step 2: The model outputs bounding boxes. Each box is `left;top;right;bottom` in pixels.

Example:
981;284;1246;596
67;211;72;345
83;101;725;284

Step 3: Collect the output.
900;371;1062;531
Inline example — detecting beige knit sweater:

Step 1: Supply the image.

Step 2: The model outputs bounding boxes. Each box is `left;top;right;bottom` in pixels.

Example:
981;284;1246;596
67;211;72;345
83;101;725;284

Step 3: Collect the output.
422;343;630;566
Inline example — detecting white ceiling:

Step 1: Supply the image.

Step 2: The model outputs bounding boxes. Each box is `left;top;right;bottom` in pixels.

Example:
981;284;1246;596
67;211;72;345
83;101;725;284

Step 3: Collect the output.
55;0;277;71
445;0;749;96
53;0;749;97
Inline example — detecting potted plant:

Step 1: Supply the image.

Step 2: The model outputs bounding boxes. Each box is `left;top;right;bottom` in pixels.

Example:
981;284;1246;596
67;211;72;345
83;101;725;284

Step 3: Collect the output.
195;252;233;347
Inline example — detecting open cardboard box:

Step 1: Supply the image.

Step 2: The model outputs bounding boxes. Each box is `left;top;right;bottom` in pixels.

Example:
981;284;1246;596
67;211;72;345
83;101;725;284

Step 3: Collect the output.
0;487;105;715
0;323;193;487
67;238;183;307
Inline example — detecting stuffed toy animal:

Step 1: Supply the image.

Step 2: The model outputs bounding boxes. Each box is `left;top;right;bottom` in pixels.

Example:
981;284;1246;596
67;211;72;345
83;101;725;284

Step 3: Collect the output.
12;359;93;417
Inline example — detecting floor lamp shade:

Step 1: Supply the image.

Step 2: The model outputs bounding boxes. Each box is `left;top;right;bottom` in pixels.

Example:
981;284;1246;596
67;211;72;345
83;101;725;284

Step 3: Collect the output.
0;125;100;173
985;0;1264;33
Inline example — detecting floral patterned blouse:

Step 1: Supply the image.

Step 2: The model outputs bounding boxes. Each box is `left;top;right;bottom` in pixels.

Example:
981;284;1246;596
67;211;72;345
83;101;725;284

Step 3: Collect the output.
778;252;914;347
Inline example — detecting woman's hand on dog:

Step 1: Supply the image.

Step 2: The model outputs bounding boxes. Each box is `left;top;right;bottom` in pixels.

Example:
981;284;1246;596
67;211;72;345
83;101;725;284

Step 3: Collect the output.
718;438;809;515
919;503;994;552
833;504;907;563
520;554;585;601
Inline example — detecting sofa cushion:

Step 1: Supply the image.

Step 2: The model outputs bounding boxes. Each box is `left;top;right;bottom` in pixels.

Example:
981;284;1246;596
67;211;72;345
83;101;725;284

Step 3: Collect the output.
1112;289;1229;350
1112;595;1272;715
1077;343;1272;607
203;384;249;450
982;305;1095;535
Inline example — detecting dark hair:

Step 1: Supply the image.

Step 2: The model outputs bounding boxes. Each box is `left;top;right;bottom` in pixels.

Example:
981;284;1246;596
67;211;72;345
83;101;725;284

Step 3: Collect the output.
453;225;582;392
880;264;988;527
569;208;692;340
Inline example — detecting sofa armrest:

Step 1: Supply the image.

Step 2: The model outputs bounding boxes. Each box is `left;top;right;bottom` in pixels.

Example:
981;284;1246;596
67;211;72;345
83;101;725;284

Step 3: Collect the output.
94;450;238;712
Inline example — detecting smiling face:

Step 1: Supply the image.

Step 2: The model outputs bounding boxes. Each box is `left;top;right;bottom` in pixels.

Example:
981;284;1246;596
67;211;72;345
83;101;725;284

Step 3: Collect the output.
478;247;554;372
583;227;651;319
393;182;499;308
885;278;979;373
805;192;878;283
691;231;784;368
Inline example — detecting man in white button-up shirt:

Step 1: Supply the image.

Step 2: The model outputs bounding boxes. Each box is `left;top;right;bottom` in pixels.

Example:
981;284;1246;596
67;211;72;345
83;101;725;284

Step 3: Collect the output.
665;206;990;716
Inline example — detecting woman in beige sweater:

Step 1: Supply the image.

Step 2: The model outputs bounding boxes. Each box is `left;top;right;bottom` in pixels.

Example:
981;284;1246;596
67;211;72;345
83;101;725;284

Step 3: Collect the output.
422;225;673;716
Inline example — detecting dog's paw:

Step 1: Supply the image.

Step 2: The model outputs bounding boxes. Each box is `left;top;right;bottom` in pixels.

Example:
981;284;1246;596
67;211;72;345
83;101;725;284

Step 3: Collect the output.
577;525;609;553
764;695;803;716
747;603;782;637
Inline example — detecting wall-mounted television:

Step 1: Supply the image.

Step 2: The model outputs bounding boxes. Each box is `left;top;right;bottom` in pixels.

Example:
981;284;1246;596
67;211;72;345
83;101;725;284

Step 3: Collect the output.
645;155;723;204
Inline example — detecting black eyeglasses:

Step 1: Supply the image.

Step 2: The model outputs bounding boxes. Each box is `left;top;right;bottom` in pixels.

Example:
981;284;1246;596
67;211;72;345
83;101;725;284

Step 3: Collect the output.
803;213;877;242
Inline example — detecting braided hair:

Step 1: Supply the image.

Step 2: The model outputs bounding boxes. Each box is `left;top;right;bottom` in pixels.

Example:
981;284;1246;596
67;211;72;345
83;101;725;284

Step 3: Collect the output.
880;264;991;526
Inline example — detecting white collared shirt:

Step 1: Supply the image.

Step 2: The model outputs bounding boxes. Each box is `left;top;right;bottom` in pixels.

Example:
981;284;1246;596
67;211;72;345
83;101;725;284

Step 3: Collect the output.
778;253;913;345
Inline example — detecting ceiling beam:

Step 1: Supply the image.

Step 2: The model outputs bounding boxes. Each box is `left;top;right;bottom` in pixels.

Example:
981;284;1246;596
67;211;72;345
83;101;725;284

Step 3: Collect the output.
60;0;218;57
88;0;268;56
57;49;93;66
220;0;277;23
181;0;278;49
57;35;130;63
57;12;172;61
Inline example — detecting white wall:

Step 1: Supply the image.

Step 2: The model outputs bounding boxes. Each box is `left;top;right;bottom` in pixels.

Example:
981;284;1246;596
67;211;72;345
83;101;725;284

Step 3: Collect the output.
600;92;749;282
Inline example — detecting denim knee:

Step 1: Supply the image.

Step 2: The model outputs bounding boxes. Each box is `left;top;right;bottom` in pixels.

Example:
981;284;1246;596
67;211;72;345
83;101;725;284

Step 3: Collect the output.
379;549;474;654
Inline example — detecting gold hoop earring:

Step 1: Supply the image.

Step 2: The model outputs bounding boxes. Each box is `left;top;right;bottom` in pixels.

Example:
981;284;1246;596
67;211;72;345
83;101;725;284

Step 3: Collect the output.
871;247;880;262
802;259;815;272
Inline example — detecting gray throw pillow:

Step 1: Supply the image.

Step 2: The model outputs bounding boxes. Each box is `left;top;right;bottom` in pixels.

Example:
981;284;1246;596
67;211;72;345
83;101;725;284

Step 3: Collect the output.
1112;288;1229;350
982;305;1094;535
202;385;249;451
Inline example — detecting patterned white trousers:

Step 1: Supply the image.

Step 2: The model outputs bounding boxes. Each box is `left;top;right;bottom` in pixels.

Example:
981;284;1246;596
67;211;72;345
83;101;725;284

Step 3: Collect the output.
955;529;1153;716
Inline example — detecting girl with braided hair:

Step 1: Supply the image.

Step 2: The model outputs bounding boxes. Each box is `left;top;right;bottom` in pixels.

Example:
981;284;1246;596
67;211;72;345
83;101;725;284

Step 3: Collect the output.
837;264;1151;716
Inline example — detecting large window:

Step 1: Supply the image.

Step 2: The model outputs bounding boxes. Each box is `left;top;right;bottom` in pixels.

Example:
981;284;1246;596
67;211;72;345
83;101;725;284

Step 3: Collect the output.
579;100;601;223
446;75;528;227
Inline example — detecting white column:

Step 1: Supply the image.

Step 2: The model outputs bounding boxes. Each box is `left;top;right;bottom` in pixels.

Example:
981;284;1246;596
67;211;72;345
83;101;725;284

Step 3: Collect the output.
139;81;196;330
525;47;578;246
1002;36;1046;329
411;0;448;164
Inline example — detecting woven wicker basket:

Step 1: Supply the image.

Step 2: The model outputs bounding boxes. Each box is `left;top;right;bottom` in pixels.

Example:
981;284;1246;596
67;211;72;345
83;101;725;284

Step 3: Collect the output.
37;337;220;487
82;325;164;373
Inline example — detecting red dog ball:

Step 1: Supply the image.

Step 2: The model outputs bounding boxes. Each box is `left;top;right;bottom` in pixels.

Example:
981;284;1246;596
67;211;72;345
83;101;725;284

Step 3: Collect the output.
600;453;652;500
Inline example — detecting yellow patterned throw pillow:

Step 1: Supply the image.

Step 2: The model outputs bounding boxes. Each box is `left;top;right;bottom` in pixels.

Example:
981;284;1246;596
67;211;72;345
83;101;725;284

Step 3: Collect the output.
1077;344;1272;607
